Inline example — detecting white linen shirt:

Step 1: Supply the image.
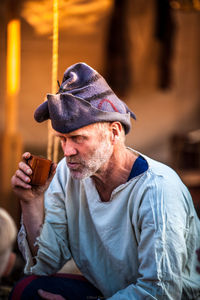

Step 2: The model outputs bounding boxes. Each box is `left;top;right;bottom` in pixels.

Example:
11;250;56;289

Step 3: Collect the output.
18;149;200;299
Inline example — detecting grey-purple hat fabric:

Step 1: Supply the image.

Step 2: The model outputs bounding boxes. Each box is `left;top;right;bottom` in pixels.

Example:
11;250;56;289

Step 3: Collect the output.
34;62;136;134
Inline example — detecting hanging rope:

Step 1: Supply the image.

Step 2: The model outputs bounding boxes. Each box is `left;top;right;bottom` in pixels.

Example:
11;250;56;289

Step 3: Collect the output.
47;0;59;162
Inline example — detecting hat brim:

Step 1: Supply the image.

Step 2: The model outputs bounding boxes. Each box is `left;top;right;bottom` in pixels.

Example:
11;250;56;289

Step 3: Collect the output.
34;101;49;122
34;93;132;134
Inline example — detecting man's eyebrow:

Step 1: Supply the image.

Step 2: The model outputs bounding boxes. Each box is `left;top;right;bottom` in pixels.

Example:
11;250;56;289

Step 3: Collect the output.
54;132;88;138
54;133;63;137
69;131;88;137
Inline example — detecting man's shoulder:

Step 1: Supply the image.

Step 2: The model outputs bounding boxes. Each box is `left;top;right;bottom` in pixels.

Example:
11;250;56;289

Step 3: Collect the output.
142;154;179;179
135;154;188;196
140;155;193;207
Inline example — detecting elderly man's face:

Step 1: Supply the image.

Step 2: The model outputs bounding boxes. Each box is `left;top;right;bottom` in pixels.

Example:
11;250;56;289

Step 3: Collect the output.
54;123;113;179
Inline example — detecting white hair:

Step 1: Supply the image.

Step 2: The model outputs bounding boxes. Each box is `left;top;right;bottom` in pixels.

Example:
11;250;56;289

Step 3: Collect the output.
0;208;17;277
93;122;126;143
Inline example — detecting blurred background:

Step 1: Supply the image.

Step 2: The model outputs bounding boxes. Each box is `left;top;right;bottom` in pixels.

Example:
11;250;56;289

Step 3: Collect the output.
0;0;200;295
0;0;200;225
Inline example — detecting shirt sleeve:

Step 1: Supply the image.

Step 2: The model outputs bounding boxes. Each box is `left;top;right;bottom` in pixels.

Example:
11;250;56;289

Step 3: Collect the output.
107;175;192;300
18;221;35;274
18;159;72;275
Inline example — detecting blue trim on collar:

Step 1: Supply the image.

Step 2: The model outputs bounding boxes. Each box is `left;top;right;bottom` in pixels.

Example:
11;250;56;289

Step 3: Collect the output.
128;155;148;181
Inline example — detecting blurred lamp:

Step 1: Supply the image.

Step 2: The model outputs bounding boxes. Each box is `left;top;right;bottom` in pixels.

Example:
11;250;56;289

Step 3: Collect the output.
170;0;200;11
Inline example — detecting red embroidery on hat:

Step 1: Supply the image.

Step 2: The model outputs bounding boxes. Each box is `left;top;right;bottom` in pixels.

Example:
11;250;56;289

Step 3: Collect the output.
98;99;119;112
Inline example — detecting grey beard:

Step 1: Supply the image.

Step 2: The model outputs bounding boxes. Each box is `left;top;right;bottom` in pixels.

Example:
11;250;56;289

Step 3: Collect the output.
68;140;113;180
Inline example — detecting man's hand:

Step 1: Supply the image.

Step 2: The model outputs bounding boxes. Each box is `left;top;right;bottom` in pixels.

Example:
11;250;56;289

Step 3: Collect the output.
11;152;57;203
11;152;57;256
38;289;66;300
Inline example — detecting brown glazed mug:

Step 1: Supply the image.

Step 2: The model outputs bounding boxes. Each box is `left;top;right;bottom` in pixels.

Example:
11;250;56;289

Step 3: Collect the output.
27;155;52;186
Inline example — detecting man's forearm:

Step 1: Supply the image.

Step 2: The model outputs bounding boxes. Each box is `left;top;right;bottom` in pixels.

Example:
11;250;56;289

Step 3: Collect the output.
20;196;44;257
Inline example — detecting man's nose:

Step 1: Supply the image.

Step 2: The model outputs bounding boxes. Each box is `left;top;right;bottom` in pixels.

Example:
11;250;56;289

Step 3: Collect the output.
62;141;77;157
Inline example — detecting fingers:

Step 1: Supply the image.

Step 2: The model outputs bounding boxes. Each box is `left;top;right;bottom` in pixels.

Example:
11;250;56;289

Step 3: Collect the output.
12;152;57;192
38;289;66;300
18;161;32;176
22;152;32;161
14;162;32;186
11;173;32;190
20;152;32;177
11;152;33;189
11;162;32;188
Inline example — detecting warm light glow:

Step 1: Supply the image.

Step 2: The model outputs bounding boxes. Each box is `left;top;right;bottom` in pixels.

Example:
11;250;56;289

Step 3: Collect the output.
6;19;21;96
170;0;200;11
193;0;200;10
6;19;21;134
52;0;59;95
48;0;59;162
21;0;113;35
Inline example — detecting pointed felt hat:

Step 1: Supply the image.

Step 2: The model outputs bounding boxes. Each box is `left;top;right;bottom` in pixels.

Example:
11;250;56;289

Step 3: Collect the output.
34;62;136;134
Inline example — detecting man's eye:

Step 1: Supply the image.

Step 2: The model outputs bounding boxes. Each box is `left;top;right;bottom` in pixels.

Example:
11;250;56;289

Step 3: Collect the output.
72;136;85;143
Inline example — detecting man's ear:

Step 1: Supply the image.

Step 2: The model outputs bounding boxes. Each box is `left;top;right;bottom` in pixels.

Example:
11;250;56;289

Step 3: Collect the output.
110;122;122;142
2;252;16;277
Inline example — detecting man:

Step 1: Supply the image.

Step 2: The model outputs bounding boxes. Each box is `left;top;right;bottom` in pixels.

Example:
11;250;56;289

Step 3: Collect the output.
11;62;200;299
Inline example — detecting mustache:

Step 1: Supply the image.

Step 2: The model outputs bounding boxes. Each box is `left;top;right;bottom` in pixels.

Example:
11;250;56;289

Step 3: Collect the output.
66;157;83;164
